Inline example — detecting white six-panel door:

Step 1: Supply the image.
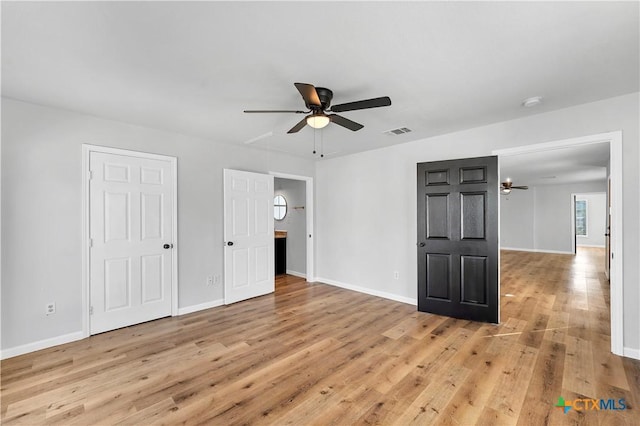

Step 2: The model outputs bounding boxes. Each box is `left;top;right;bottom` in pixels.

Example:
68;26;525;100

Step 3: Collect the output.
89;151;174;334
224;169;274;304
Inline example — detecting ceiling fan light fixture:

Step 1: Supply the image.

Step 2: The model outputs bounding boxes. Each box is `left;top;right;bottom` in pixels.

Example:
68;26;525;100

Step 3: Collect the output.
306;114;330;129
501;187;512;195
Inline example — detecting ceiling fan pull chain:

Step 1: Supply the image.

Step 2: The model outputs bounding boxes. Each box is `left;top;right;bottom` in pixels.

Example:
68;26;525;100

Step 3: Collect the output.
313;128;317;154
320;130;324;158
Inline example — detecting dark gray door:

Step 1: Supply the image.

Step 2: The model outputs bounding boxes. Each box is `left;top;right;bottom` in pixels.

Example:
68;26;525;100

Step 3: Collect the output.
417;156;499;323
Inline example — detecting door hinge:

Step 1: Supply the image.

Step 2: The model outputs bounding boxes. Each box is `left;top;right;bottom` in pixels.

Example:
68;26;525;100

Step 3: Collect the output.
89;238;93;248
88;170;93;180
89;306;94;315
611;252;614;259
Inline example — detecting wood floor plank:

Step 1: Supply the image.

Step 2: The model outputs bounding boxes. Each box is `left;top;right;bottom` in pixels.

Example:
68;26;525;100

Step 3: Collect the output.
622;357;640;409
116;397;178;426
1;247;639;425
371;334;436;394
563;335;597;399
486;343;538;419
544;310;570;344
355;373;432;425
591;332;631;391
515;339;566;425
391;364;471;425
435;345;509;425
274;383;382;426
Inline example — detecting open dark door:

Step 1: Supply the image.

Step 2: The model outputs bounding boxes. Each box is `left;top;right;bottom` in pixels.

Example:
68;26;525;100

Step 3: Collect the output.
417;156;499;323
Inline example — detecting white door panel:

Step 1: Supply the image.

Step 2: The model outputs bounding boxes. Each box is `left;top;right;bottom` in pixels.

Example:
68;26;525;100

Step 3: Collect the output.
224;169;274;304
90;152;173;334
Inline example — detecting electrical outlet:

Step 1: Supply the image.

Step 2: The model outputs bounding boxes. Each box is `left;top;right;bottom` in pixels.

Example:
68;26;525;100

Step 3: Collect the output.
213;275;221;285
393;271;399;280
207;276;214;286
46;302;56;315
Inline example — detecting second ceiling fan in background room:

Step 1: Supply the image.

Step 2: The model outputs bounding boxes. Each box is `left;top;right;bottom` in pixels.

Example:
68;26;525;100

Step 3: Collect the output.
244;83;392;133
500;178;528;195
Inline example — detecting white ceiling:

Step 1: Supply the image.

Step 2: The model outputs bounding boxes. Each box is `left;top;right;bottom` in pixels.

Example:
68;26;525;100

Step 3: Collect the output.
500;142;610;187
2;2;638;161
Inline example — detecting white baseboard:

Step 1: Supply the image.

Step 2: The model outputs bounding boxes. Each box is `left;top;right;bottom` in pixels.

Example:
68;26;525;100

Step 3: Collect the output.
286;270;306;279
178;299;224;316
501;247;573;255
1;331;85;360
576;244;606;248
623;346;640;360
316;276;417;306
2;300;225;359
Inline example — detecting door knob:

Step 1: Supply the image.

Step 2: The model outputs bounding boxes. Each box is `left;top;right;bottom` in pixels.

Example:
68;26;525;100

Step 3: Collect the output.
163;244;173;249
418;242;426;247
227;241;234;246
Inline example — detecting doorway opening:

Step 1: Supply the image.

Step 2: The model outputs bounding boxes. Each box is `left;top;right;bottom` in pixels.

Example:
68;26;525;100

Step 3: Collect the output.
274;177;306;279
493;131;623;355
270;172;314;283
571;192;607;257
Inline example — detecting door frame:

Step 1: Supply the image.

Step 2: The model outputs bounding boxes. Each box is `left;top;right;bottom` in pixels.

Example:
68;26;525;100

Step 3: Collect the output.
605;176;611;280
81;144;179;338
571;195;577;254
269;171;315;282
493;130;623;355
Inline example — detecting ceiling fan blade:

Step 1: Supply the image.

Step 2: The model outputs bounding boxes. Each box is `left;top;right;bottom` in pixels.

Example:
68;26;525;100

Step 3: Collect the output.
294;83;321;107
244;110;308;114
330;96;391;113
287;117;308;134
329;114;364;131
512;186;529;190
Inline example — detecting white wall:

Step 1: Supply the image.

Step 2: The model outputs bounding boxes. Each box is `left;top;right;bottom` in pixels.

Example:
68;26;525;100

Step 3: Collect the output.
535;185;607;252
501;182;607;253
1;98;315;354
575;192;607;247
316;92;640;353
500;189;535;250
274;178;306;276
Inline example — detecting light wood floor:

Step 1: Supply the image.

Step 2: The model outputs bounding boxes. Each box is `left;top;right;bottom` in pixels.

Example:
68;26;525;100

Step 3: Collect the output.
2;248;639;425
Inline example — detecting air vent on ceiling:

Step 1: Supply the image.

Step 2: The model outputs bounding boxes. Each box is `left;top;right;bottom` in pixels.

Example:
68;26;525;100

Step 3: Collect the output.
384;127;412;136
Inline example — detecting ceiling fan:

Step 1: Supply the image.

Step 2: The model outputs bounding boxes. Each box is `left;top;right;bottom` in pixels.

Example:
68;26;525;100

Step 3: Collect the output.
244;83;391;133
500;179;528;194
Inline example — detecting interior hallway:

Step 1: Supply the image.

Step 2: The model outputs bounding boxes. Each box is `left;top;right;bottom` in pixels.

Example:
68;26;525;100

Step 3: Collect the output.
1;248;638;425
